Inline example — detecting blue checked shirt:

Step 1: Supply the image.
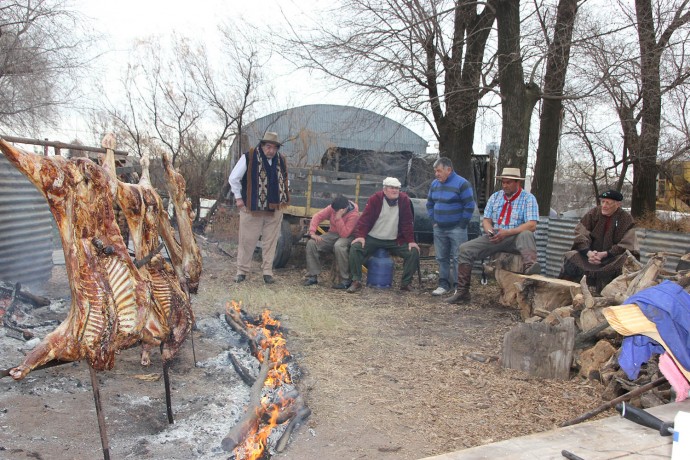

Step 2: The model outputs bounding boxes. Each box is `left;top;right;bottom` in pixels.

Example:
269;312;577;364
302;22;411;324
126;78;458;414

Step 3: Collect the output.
484;189;539;230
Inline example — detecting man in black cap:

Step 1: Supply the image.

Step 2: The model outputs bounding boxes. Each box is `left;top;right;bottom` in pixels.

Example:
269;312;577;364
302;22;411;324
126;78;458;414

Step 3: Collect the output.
559;189;639;292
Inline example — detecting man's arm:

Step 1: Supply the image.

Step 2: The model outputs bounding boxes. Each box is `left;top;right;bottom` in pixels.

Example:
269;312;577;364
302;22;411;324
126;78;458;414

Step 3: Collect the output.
228;155;247;205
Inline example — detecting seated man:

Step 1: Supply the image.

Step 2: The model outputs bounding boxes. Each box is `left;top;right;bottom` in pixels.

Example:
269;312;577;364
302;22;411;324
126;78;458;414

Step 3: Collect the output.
559;189;639;292
303;195;360;289
446;167;540;304
346;177;420;293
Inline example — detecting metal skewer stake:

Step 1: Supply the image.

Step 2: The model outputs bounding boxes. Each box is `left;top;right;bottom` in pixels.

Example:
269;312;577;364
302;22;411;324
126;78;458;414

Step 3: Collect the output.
88;363;111;460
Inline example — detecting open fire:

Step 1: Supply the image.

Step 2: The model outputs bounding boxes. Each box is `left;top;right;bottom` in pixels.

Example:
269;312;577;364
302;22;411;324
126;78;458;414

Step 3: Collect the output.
223;301;310;459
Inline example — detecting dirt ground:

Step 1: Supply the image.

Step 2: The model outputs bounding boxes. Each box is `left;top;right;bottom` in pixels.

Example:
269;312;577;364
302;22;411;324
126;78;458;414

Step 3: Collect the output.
0;208;610;460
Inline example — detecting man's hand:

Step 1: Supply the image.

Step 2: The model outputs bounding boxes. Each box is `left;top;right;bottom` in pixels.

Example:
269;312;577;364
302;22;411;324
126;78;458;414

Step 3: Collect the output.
489;228;507;244
333;208;346;220
409;242;419;252
352;237;365;248
587;250;607;265
236;198;245;210
310;233;323;243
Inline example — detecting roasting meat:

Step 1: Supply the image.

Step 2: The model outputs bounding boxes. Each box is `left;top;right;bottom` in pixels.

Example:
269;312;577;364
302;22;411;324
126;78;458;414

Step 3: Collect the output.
0;139;188;379
161;152;203;293
102;148;194;365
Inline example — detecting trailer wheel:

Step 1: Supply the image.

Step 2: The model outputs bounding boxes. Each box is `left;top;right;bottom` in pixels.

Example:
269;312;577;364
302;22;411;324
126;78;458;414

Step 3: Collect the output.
272;219;293;269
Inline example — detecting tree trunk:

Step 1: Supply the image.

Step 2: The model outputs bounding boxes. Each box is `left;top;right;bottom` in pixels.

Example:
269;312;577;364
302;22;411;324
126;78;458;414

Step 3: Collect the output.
532;0;579;216
631;0;662;217
437;0;496;192
495;0;535;177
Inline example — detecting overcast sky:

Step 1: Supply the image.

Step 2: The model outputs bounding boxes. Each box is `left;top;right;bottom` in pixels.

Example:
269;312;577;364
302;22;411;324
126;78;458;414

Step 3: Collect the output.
65;0;500;152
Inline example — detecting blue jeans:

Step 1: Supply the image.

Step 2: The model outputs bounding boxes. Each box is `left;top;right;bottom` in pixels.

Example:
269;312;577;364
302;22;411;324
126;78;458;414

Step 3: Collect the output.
433;225;468;290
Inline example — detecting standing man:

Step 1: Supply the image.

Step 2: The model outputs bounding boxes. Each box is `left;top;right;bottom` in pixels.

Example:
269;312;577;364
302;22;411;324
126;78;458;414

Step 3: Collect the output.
303;195;360;289
446;167;540;304
426;157;476;296
228;132;289;284
559;189;638;293
346;177;420;293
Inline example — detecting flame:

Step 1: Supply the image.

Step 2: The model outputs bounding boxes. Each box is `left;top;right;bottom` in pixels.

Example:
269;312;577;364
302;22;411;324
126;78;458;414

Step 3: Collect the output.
228;301;297;460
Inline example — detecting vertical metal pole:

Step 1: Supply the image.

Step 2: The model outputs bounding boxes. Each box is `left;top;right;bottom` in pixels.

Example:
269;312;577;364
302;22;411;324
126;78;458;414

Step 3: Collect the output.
88;364;111;460
162;356;174;424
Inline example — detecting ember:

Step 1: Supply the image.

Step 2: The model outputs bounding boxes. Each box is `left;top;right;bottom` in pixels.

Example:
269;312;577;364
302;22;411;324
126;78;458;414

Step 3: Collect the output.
223;301;310;459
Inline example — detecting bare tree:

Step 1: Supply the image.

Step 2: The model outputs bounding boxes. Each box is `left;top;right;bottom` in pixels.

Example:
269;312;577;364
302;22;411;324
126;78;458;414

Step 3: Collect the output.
531;0;580;215
0;0;96;133
98;26;260;220
279;0;497;185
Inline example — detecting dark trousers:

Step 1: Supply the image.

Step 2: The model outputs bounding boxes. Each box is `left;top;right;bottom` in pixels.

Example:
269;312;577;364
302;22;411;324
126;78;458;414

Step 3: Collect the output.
349;236;420;286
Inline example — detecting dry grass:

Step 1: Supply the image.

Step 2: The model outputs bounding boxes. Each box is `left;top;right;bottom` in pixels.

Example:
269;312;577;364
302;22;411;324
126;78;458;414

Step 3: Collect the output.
636;211;690;232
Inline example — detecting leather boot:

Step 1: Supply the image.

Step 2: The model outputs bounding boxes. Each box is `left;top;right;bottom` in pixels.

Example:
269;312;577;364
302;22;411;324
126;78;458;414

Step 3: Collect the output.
522;250;541;275
445;264;472;304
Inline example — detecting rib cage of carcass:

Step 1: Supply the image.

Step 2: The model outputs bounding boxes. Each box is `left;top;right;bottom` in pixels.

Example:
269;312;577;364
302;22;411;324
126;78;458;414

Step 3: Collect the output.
0;138;200;380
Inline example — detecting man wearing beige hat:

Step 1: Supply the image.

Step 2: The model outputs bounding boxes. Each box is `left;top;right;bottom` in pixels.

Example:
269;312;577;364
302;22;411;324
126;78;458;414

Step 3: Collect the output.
346;177;420;293
228;131;289;284
446;167;540;304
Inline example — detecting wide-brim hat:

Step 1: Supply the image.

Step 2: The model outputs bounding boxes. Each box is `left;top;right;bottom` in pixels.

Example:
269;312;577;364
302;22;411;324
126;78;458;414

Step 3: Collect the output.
496;167;524;180
603;304;690;381
260;131;281;147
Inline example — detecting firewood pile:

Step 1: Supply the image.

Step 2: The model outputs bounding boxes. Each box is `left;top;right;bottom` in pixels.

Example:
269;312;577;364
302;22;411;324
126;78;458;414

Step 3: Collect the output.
491;252;690;407
222;300;309;459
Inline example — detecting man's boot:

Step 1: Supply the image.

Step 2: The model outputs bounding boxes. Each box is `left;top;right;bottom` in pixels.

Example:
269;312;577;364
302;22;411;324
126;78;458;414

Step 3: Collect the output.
445;264;472;304
522;250;541;275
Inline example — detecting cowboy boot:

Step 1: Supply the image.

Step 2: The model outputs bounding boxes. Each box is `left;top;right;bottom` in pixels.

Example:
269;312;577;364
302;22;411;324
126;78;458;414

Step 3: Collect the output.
445;264;472;304
522;250;541;275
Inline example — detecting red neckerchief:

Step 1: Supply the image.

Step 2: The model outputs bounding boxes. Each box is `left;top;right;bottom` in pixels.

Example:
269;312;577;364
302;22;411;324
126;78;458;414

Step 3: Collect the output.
497;187;522;226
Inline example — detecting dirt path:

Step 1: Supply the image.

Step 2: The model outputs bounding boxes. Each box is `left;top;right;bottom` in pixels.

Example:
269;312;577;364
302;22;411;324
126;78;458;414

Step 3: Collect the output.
0;221;607;459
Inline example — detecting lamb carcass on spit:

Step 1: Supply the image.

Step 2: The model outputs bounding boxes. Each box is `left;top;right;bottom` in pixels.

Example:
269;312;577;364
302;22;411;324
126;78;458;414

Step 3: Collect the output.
161;151;203;293
0;139;188;380
101;145;194;366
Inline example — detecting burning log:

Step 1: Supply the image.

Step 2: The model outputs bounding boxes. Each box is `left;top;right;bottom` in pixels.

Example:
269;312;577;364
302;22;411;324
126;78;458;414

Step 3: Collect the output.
221;349;271;452
228;351;255;386
222;301;310;458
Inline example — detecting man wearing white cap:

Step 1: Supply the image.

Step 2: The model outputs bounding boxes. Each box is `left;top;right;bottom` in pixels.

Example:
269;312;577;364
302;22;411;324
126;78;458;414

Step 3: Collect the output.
228;131;289;284
446;167;540;304
346;177;420;293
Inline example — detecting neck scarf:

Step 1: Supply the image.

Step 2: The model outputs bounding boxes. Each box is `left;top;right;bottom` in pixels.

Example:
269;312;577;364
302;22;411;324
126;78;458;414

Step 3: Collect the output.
497;187;522;226
384;196;399;207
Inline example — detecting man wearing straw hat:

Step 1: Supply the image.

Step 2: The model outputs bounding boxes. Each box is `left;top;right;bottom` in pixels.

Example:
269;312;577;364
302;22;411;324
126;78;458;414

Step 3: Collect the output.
446;167;540;304
228;131;289;284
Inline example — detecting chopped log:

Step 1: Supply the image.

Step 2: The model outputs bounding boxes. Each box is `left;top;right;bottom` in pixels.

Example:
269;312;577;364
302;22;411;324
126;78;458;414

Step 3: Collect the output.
503;273;581;320
579;276;594;309
575;321;612;349
579;307;607;333
275;404;312;453
501;317;576;380
224;312;259;357
560;376;667;427
624;254;666;297
221;349;271;452
577;340;616;380
494;268;523;307
543;306;574;326
601;254;666;303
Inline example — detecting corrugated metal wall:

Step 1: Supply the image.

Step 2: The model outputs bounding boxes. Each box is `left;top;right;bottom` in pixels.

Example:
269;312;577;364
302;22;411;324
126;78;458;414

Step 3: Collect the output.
0;155;54;285
636;228;690;273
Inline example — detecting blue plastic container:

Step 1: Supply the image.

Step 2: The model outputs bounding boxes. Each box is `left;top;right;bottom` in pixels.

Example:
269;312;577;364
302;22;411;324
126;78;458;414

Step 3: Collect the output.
366;248;394;288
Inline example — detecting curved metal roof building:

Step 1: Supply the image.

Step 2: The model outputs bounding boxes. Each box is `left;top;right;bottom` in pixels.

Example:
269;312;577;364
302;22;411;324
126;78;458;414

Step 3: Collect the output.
230;104;429;166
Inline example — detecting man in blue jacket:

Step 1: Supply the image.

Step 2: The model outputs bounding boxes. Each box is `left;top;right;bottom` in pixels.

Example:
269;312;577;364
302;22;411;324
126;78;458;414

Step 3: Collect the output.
426;157;476;296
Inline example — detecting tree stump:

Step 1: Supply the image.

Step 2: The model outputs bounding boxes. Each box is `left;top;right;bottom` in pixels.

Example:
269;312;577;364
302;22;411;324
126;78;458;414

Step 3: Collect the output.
501;317;576;380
